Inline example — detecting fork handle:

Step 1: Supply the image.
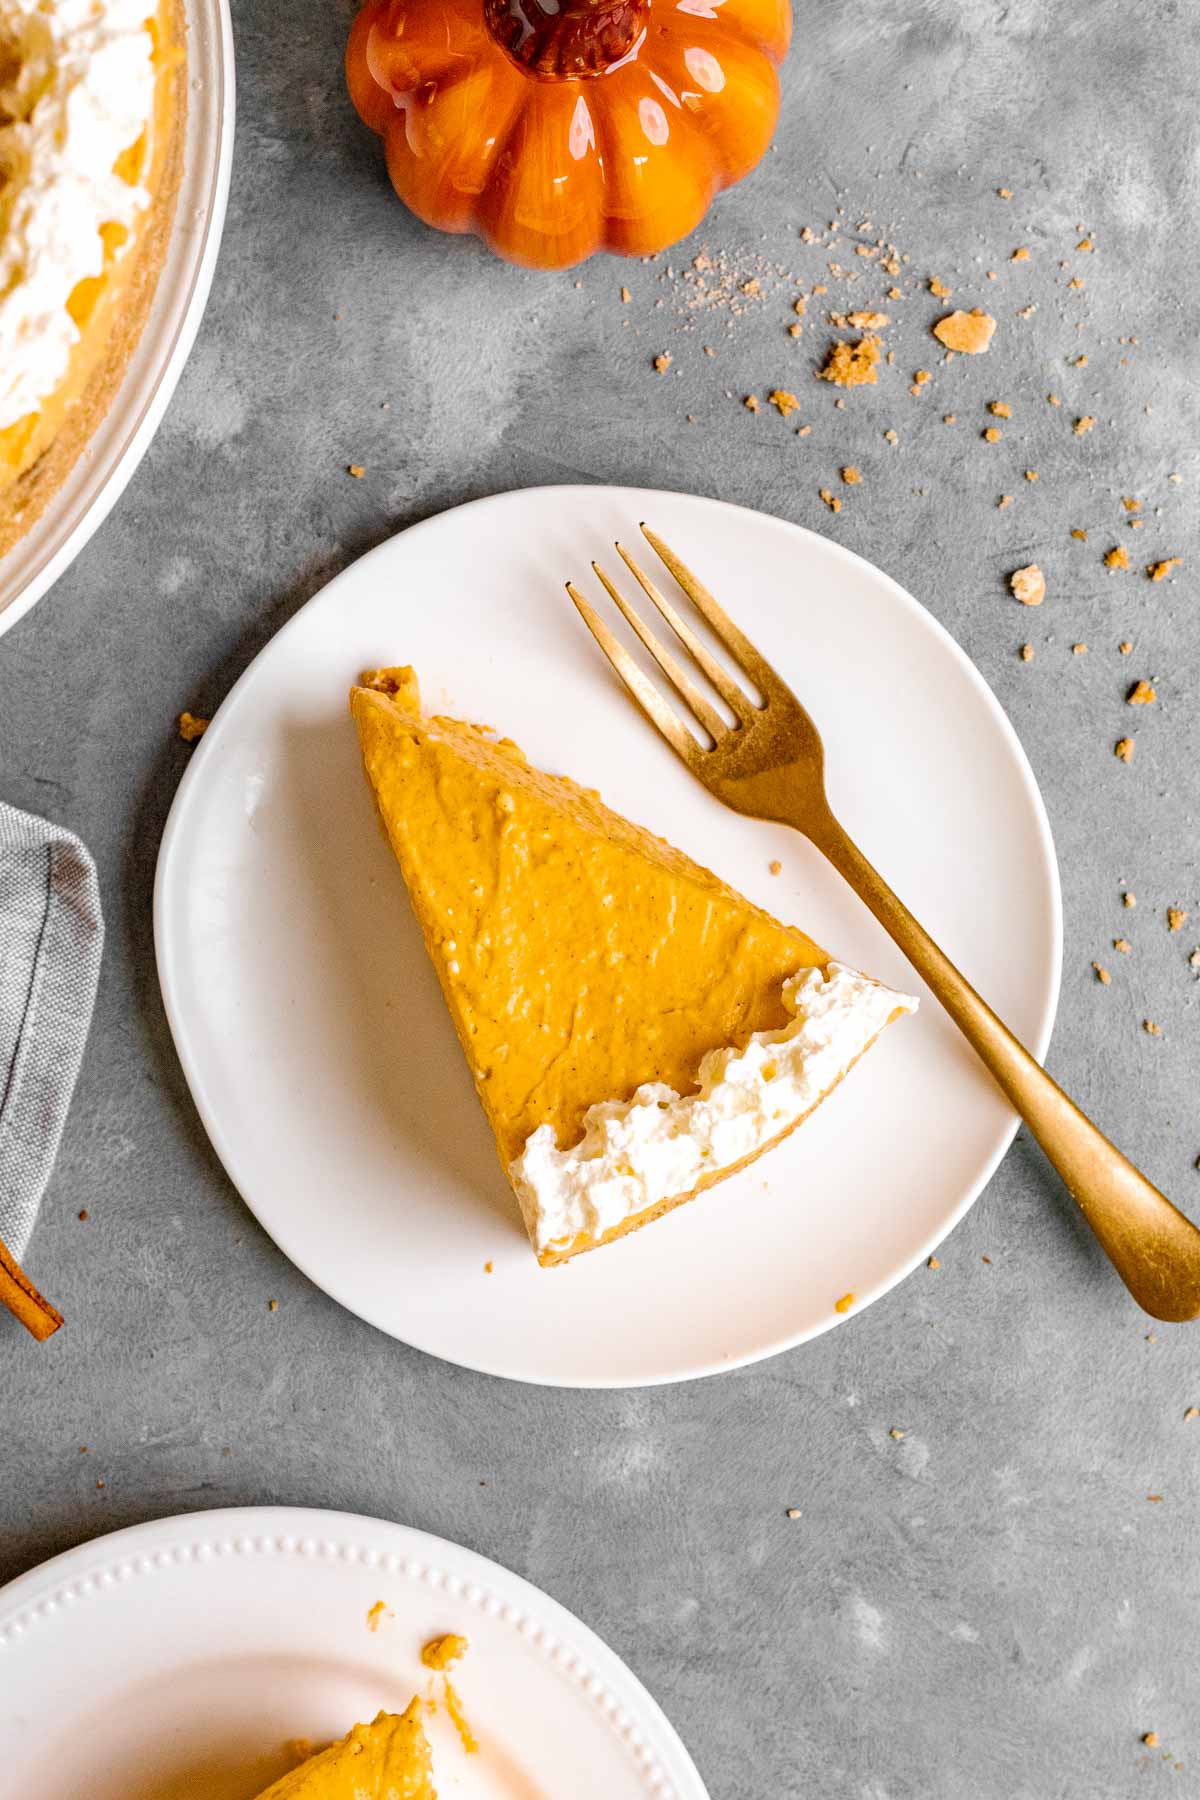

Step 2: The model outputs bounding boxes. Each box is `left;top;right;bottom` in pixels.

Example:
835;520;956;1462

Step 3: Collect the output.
808;809;1200;1321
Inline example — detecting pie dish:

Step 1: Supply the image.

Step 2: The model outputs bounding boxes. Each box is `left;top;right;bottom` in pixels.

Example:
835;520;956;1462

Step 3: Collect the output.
351;666;916;1266
0;0;186;558
252;1704;435;1799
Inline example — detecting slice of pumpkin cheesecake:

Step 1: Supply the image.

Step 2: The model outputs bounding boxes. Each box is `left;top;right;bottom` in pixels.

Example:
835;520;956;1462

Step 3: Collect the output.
253;1703;435;1798
350;668;916;1266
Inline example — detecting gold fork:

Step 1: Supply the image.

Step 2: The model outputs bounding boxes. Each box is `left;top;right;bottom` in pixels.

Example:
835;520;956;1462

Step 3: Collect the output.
568;523;1200;1322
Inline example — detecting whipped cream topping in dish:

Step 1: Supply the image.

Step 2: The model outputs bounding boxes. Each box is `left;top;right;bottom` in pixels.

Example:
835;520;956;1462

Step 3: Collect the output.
0;0;156;431
511;961;919;1258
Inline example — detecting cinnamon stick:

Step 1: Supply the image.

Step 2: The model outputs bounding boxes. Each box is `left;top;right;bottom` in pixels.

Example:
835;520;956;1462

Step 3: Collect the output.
0;1235;63;1341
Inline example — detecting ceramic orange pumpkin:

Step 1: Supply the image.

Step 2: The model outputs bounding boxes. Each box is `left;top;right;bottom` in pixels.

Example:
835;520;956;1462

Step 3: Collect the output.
346;0;792;269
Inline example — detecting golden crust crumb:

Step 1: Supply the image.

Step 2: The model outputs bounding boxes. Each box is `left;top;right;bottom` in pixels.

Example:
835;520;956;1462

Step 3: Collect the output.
927;1255;940;1269
653;352;672;373
932;309;996;354
1148;558;1181;581
834;1292;856;1314
928;277;951;297
769;389;800;417
1019;643;1034;662
1144;1019;1162;1036
1144;1733;1160;1749
1071;528;1088;541
989;401;1012;418
1114;938;1132;954
1010;565;1045;607
347;464;366;479
1072;643;1087;655
1168;907;1188;932
1093;962;1111;984
819;487;842;513
848;310;890;329
1127;679;1156;705
178;711;209;743
743;394;760;412
620;286;631;303
841;465;862;484
818;336;881;387
1073;415;1096;436
1115;737;1135;762
1025;469;1039;482
1011;246;1031;262
998;494;1014;508
1105;546;1130;570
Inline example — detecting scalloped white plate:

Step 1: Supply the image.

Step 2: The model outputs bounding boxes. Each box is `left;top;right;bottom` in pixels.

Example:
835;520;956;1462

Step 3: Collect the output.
155;486;1061;1386
0;1506;708;1799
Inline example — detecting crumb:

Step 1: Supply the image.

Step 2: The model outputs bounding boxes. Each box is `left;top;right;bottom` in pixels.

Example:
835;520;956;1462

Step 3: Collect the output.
652;352;672;373
703;345;715;357
1073;415;1096;437
932;309;995;353
620;286;631;302
1011;246;1030;262
983;427;1002;442
889;1428;906;1440
1025;469;1039;482
1077;237;1095;252
1019;643;1034;662
848;310;890;329
347;464;366;478
1119;640;1133;655
998;494;1013;508
1144;1020;1161;1036
928;1255;940;1269
989;401;1012;418
768;859;783;876
1148;558;1181;581
96;1478;105;1490
1068;276;1085;290
819;487;842;512
929;277;951;297
785;1506;803;1518
834;1292;855;1314
841;466;862;484
943;413;957;424
1073;353;1090;367
741;277;762;296
1071;528;1087;541
888;285;903;300
1186;1408;1199;1421
743;394;760;412
422;1633;469;1671
1072;643;1087;655
484;1260;493;1273
981;1255;991;1265
769;388;800;417
998;186;1012;198
793;297;807;317
366;1600;392;1632
1115;737;1135;762
883;429;898;444
178;711;209;742
1144;1734;1161;1748
1114;938;1132;954
1170;471;1183;483
1191;949;1200;969
818;336;881;387
78;1208;89;1221
268;1298;279;1312
1168;908;1189;932
1047;392;1061;405
797;423;812;437
913;368;931;386
788;322;803;338
1010;565;1045;607
1123;891;1137;906
1127;679;1156;705
1093;963;1111;984
1104;546;1130;570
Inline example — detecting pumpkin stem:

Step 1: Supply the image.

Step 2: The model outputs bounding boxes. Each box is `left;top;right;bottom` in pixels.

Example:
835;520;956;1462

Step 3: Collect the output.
484;0;648;78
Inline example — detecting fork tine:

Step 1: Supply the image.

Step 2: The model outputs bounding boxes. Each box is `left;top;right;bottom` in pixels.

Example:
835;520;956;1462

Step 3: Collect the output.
615;541;755;720
566;583;705;763
639;523;777;692
590;561;728;741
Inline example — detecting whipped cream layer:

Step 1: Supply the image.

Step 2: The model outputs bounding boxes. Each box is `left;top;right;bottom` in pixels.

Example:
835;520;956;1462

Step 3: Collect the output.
511;962;918;1258
0;0;156;430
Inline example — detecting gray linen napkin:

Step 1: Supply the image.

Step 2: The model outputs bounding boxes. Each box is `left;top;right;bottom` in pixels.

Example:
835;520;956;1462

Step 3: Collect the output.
0;802;103;1259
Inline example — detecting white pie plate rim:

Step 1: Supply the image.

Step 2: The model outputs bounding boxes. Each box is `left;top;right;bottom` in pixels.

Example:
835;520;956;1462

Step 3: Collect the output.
154;484;1062;1388
0;0;235;636
0;1504;708;1799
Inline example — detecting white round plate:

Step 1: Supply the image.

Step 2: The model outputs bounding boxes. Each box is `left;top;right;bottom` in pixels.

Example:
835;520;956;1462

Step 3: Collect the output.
0;0;235;636
155;485;1061;1387
0;1506;707;1799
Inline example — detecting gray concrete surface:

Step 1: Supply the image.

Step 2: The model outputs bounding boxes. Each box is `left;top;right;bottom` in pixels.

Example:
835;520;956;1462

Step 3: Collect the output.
3;0;1200;1793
